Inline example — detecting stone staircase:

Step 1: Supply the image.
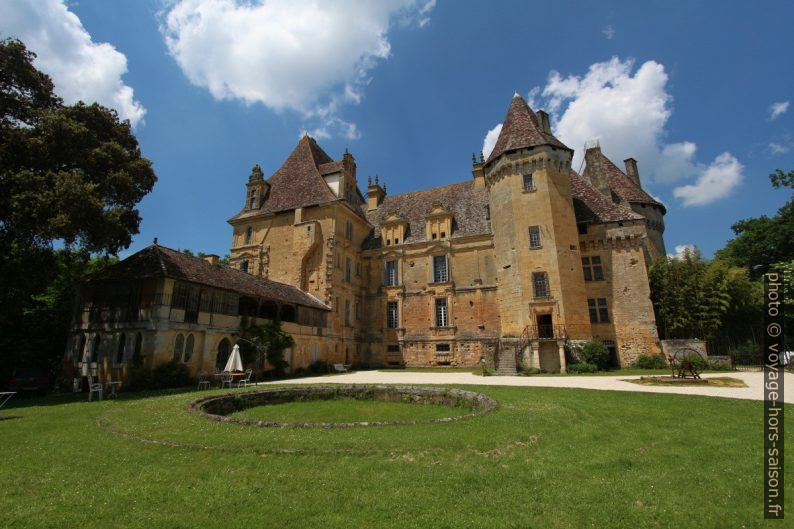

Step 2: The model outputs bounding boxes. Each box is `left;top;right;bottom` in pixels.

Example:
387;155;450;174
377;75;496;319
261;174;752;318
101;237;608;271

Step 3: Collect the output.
494;342;517;376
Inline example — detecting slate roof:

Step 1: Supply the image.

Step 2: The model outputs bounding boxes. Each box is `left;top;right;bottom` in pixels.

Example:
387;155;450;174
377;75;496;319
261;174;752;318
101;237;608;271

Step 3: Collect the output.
230;135;360;221
485;94;570;164
93;244;330;311
363;180;490;249
569;169;644;223
582;150;665;212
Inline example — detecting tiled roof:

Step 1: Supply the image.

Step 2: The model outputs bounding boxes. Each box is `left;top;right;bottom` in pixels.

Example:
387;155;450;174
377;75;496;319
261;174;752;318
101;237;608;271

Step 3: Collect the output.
485;94;570;164
582;150;665;212
95;244;330;311
363;180;490;249
569;170;644;223
230;136;347;221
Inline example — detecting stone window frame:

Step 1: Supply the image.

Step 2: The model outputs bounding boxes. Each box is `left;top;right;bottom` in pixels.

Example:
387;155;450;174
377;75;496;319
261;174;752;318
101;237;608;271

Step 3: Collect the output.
432;254;449;284
588;297;610;323
345;257;352;283
386;344;400;353
344;299;351;326
240;259;249;273
528;225;542;249
522;173;536;192
345;219;354;241
435;297;449;327
582;256;605;281
386;301;399;329
244;226;253;245
384;260;398;286
532;272;550;298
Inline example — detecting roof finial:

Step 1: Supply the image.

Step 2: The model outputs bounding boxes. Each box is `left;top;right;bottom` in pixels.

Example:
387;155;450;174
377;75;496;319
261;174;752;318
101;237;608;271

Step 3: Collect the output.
344;147;349;154
368;175;372;186
472;152;476;164
375;174;379;185
153;237;158;246
480;151;484;162
513;90;521;99
383;183;387;193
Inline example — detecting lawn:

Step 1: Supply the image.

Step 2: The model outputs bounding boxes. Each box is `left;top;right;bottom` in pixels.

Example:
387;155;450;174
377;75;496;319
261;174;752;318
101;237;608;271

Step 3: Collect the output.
1;384;791;528
626;376;748;388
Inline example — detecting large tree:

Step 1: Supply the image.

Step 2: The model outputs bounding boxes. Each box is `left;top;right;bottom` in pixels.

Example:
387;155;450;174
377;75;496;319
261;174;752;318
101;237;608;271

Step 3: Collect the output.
716;169;794;277
0;39;156;381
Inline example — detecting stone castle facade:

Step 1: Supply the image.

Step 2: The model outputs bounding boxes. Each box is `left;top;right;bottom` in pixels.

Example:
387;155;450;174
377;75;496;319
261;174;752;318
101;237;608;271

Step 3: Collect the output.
227;93;666;372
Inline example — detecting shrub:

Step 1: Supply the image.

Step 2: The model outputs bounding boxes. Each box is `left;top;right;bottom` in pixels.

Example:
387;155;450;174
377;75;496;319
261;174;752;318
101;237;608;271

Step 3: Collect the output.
567;362;598;374
150;361;192;389
308;360;329;374
519;367;541;375
125;366;153;391
580;340;611;370
635;354;668;370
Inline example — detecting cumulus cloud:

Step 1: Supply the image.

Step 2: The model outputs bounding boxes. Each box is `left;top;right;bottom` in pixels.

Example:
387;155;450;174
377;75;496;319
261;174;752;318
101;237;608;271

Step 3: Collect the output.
672;153;743;206
668;244;697;259
769;101;789;120
482;123;502;159
161;0;434;138
1;0;146;126
512;57;743;207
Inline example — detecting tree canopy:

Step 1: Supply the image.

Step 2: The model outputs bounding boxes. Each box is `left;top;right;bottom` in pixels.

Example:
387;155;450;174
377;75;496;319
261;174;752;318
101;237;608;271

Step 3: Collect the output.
0;38;156;379
0;38;156;254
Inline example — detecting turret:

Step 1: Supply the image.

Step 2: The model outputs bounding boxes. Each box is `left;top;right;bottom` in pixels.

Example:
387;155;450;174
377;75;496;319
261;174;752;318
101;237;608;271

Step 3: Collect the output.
245;164;269;210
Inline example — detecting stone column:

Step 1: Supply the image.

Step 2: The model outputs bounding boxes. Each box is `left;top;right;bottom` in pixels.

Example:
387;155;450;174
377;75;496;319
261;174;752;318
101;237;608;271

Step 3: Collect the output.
530;342;540;369
558;341;567;373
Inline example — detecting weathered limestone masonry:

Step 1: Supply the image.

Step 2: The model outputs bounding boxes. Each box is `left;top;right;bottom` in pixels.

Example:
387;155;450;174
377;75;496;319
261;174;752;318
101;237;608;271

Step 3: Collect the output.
224;94;667;372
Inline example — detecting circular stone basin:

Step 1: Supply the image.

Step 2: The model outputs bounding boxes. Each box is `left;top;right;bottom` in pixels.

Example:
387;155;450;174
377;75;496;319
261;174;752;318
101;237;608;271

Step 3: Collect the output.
189;385;498;428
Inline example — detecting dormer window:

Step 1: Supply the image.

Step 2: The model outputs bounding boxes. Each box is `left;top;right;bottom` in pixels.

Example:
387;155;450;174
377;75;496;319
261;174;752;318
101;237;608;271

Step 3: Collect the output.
249;189;258;209
381;212;408;248
425;202;452;241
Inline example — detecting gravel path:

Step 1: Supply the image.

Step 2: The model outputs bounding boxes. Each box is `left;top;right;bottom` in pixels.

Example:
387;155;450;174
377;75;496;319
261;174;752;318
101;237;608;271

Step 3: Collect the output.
262;370;794;403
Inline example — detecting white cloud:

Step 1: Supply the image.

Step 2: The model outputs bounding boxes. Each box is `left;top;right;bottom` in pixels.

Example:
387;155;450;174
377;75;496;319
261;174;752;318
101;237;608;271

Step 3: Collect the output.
161;0;434;138
602;25;615;40
482;123;502;159
1;0;146;126
769;101;789;120
668;244;697;260
521;57;742;207
769;142;791;155
672;153;743;206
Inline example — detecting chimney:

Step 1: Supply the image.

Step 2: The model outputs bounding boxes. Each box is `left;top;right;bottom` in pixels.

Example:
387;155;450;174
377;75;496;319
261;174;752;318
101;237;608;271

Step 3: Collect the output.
584;146;611;197
624;158;641;187
367;175;386;211
536;110;551;134
204;254;220;266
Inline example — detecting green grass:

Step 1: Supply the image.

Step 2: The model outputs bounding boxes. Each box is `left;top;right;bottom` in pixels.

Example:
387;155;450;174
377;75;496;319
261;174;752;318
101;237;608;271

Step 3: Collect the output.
229;397;469;423
1;384;791;528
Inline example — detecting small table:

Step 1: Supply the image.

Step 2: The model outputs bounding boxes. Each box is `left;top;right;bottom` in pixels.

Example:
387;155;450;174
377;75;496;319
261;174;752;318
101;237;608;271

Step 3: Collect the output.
105;381;122;398
0;392;15;416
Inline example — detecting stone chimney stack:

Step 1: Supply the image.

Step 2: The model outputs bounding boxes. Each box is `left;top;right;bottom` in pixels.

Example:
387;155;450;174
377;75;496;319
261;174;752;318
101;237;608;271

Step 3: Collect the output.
624;158;641;187
536;110;552;134
367;174;386;211
584;145;611;197
204;254;220;266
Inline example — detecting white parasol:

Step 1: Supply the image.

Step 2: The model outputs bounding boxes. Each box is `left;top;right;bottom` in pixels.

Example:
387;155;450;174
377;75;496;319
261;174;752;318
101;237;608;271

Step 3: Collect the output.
224;344;244;372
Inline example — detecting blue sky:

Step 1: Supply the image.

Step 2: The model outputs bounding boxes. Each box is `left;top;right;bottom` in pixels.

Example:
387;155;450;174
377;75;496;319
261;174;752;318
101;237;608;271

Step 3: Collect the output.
4;0;793;259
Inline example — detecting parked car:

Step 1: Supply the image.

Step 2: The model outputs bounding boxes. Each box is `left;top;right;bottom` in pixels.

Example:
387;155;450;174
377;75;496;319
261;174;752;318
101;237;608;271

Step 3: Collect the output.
7;368;51;395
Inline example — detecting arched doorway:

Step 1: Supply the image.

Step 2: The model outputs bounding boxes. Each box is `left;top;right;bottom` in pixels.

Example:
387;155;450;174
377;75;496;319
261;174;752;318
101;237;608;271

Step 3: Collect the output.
132;333;143;367
216;338;231;371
